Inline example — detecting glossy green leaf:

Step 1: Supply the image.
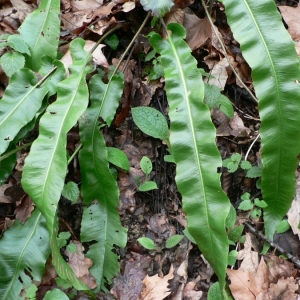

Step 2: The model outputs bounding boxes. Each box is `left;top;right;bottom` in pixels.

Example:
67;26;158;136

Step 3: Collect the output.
0;52;25;76
254;198;268;208
107;147;130;171
79;71;126;291
132;107;169;140
139;181;158;191
151;23;230;293
19;0;60;71
138;237;156;250
0;69;48;155
224;0;300;241
140;156;152;175
25;283;38;299
0;209;50;300
87;72;124;127
165;234;184;248
81;201;127;292
140;0;174;17
22;38;94;290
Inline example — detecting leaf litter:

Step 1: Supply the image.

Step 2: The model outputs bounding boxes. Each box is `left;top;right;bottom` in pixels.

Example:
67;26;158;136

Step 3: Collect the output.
1;0;300;299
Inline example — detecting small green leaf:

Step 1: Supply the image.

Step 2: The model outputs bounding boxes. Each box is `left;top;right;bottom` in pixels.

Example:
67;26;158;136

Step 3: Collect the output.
140;156;152;175
132;107;168;140
145;49;156;62
276;219;290;234
138;237;156;250
231;153;241;162
62;181;79;203
204;83;220;109
139;181;158;191
7;34;30;55
107;147;130;171
44;288;69;300
57;232;71;249
228;225;243;243
246;166;262;178
225;204;237;229
164;154;175;163
149;62;164;80
241;192;251;201
183;229;197;244
165;235;184;248
0;52;25;77
254;198;268;208
55;278;72;290
66;242;77;253
239;235;246;243
140;0;174;17
228;250;238;266
238;200;253;211
240;160;252;170
227;161;239;173
218;95;234;118
250;208;262;218
26;284;38;299
104;34;119;50
252;208;262;218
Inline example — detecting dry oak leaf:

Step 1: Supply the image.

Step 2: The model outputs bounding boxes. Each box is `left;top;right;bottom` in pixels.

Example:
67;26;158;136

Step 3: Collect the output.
65;240;97;289
227;257;269;300
139;265;174;300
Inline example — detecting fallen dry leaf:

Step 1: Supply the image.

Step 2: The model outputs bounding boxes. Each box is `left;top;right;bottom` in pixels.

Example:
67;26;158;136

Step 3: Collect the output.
139;265;174;300
65;240;97;289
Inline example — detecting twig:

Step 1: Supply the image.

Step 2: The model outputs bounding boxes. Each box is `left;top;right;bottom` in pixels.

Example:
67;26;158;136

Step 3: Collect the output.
244;133;260;161
0;142;32;162
244;222;300;269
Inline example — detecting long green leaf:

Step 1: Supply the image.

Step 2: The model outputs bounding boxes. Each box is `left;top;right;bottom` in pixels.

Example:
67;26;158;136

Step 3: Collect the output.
224;0;300;241
0;69;48;155
0;209;50;300
79;72;126;291
151;23;230;293
81;201;127;291
22;38;94;290
19;0;60;71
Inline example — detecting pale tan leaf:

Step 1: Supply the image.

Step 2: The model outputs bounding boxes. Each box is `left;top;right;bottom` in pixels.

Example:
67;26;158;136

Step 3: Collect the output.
139;265;174;300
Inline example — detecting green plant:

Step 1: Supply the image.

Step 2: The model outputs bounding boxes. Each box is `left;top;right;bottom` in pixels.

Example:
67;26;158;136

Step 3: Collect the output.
1;0;300;298
138;156;158;191
238;192;268;219
138;234;184;250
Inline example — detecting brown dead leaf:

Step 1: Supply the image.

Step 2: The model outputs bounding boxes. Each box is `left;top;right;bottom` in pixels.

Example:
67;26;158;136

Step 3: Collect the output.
266;254;298;284
15;195;34;224
139;265;174;300
184;12;211;51
204;57;228;90
266;277;298;300
65;240;97;289
60;40;109;73
287;170;300;238
148;213;176;239
111;252;152;300
183;276;203;300
237;232;259;273
0;183;13;204
227;257;269;300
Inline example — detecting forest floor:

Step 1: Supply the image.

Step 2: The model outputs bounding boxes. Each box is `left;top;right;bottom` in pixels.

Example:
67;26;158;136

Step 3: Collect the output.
1;0;300;299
